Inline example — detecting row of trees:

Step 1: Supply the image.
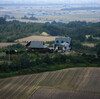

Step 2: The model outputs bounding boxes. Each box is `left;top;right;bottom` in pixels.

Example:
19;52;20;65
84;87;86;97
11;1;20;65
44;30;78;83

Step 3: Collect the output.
21;15;38;20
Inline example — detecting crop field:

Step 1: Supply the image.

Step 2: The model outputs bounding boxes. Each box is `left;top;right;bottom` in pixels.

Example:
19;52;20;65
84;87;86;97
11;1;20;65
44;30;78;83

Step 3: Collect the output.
15;35;61;42
0;68;100;99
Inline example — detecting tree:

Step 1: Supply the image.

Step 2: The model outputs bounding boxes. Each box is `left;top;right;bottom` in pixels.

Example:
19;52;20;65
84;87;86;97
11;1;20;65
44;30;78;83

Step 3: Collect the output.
94;43;100;51
42;54;52;65
72;40;83;49
19;53;31;68
87;36;93;42
0;17;6;25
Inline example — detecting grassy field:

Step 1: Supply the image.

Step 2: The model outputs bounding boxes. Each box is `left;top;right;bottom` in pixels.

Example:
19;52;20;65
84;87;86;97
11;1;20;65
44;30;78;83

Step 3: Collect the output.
0;68;100;99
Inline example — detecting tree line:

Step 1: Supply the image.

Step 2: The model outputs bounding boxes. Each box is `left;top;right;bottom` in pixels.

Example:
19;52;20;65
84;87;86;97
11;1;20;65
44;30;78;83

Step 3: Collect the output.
0;17;100;42
0;53;100;78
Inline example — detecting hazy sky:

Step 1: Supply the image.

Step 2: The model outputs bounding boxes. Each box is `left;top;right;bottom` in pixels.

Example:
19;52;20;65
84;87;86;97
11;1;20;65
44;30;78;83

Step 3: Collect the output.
0;0;100;4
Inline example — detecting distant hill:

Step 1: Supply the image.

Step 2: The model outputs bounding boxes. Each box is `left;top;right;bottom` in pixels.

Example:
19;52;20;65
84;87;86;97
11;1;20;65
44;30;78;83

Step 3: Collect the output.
0;68;100;99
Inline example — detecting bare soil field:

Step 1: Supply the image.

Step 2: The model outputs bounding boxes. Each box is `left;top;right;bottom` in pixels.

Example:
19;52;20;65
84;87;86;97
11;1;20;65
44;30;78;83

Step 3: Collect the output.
0;43;16;48
0;68;100;99
31;87;100;99
15;35;62;42
0;43;26;48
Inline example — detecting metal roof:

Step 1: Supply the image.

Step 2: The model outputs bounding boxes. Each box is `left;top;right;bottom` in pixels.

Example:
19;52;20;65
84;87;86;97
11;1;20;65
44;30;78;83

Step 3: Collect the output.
55;37;71;44
26;41;47;48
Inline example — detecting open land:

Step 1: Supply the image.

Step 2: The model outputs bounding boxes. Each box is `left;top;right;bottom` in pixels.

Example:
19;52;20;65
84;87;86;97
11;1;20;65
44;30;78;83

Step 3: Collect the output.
31;88;100;99
0;68;100;99
0;4;100;23
0;34;59;47
0;43;26;48
82;43;96;47
15;35;62;42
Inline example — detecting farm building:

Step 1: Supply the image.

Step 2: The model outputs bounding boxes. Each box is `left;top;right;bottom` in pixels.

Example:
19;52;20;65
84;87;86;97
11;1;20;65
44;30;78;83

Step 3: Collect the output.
26;37;72;53
26;41;48;50
54;37;72;52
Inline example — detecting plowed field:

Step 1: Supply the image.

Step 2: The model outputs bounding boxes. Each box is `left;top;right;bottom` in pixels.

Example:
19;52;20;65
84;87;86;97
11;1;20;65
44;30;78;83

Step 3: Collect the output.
0;68;100;99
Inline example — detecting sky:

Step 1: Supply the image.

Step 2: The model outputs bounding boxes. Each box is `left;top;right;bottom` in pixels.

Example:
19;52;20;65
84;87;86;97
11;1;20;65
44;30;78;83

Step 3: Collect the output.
0;0;100;4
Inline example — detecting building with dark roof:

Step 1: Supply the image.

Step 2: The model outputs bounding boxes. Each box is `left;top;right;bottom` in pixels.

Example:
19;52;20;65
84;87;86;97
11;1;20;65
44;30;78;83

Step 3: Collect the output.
26;41;48;50
26;38;72;53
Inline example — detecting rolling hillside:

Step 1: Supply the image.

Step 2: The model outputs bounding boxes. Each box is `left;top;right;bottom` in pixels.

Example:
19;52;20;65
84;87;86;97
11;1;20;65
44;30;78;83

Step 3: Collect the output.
0;68;100;99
